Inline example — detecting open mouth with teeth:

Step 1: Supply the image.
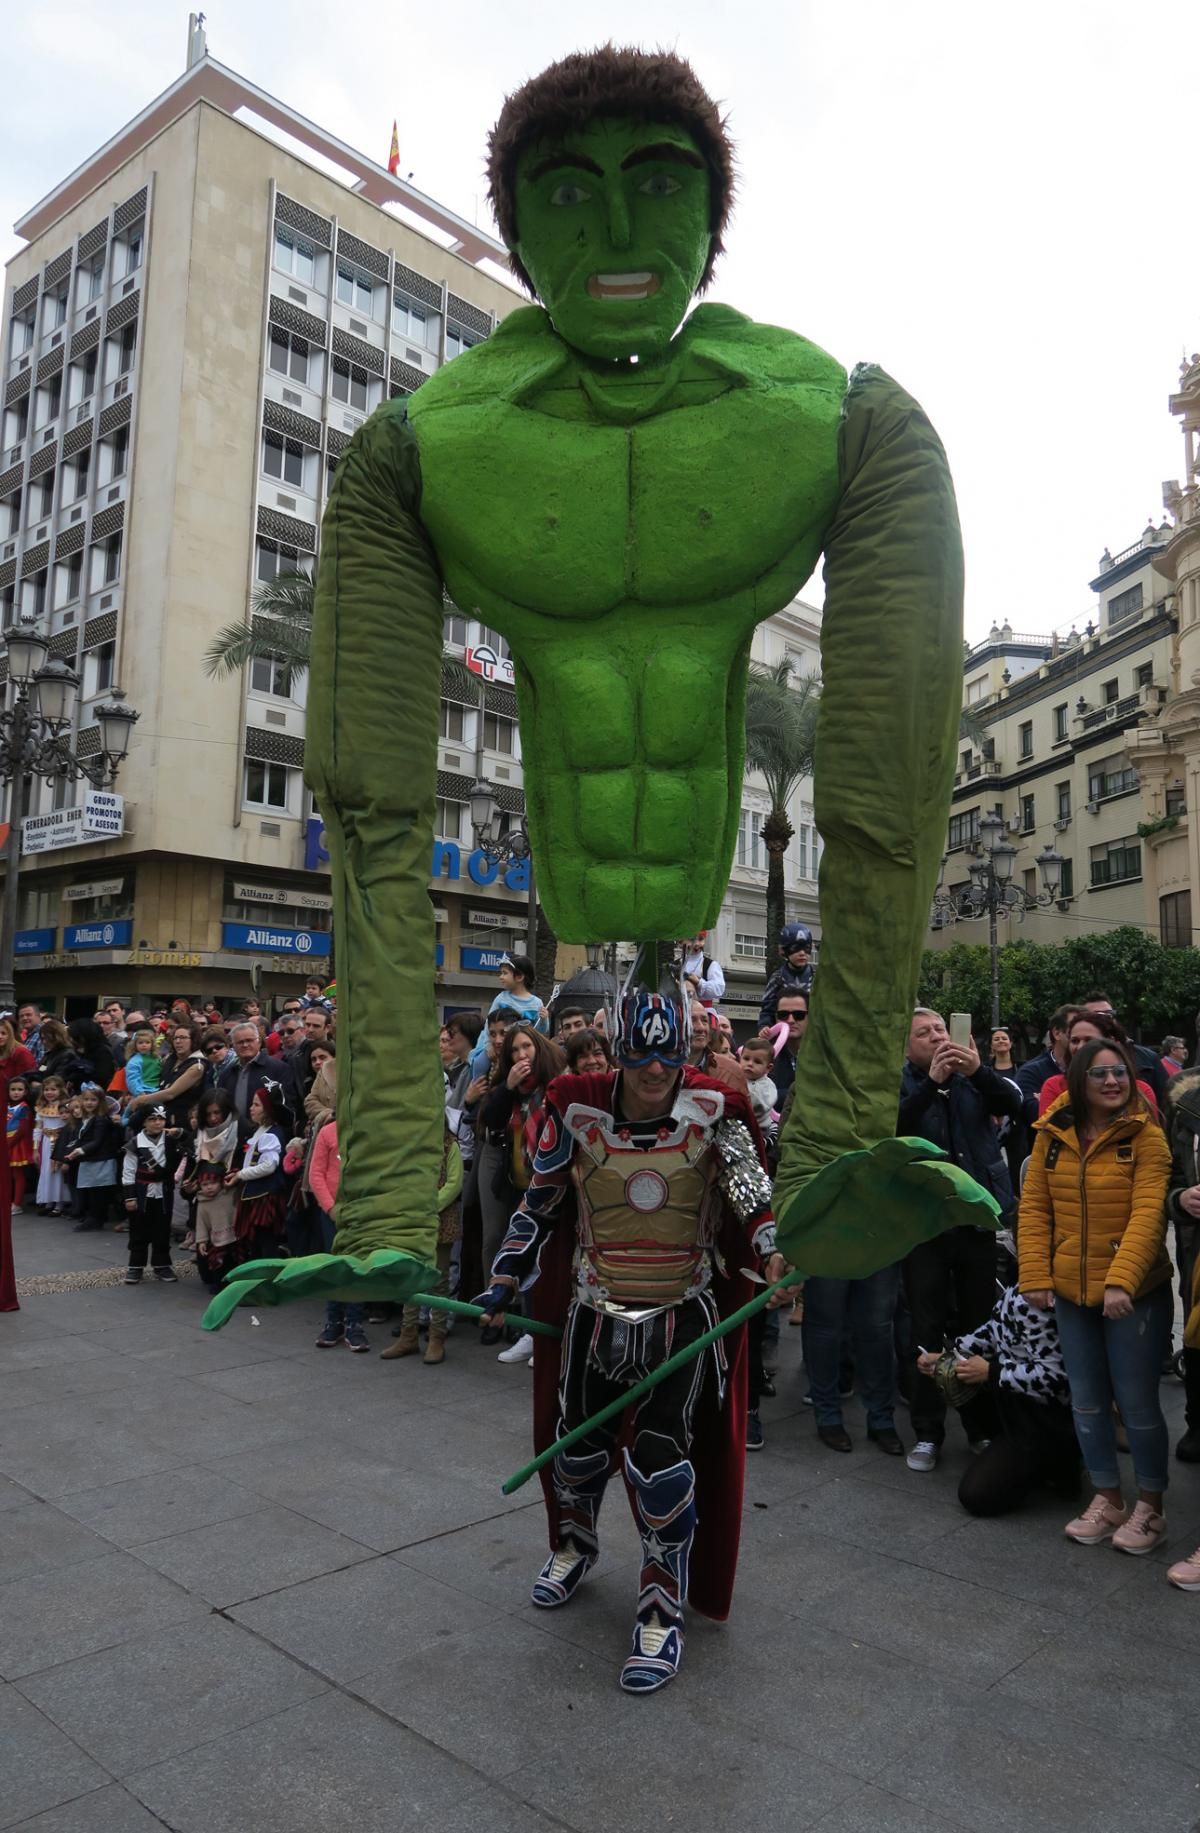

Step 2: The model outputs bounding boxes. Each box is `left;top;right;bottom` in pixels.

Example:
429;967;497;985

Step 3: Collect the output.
586;272;662;301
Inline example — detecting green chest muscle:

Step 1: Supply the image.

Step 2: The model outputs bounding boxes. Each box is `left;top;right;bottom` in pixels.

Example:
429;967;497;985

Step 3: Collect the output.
408;332;845;619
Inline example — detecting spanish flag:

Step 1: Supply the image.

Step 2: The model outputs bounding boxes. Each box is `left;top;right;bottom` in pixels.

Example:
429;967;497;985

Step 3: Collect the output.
387;121;400;177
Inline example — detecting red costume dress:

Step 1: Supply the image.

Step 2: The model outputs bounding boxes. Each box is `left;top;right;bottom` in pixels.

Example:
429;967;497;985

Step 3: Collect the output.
0;1046;40;1311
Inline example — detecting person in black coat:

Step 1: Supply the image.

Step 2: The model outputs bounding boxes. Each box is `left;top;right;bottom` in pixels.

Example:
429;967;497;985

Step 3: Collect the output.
217;1020;300;1142
1014;1004;1077;1123
67;1017;121;1089
899;1008;1023;1472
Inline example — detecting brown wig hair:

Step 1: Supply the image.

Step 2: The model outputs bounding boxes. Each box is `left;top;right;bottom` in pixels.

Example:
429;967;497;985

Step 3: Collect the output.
1066;1036;1147;1135
492;1021;566;1092
487;44;734;294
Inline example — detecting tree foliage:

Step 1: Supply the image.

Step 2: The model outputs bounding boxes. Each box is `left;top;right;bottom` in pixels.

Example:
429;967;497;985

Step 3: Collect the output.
918;926;1200;1046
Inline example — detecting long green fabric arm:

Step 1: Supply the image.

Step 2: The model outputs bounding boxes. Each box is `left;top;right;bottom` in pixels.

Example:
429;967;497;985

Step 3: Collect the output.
304;404;445;1263
415;1294;561;1339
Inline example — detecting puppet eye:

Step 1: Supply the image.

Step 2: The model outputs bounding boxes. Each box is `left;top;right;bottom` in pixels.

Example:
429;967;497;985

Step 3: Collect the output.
639;173;681;198
550;182;591;206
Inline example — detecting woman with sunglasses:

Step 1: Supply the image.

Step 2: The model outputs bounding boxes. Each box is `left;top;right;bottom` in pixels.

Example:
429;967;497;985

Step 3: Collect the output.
1019;1036;1172;1555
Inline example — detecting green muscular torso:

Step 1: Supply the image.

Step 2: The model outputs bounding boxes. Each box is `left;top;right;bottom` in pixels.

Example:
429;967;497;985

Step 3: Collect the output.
407;303;847;942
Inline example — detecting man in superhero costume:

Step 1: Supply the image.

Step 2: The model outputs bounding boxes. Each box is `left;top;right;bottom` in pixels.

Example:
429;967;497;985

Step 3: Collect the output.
477;983;788;1694
204;45;989;1335
759;923;816;1030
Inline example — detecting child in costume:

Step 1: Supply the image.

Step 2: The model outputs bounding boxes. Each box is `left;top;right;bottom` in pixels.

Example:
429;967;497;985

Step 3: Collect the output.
121;1106;176;1284
225;1088;286;1259
122;1024;163;1118
6;1077;35;1214
33;1076;69;1215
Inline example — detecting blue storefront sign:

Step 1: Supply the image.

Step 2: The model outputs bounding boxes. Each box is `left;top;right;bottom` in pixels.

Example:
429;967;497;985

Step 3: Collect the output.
15;928;55;955
460;945;511;973
305;816;531;891
221;921;332;958
65;921;132;951
435;943;444;969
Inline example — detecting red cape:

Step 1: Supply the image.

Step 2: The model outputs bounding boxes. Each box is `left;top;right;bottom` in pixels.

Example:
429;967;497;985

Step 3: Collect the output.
0;1046;39;1312
529;1067;763;1622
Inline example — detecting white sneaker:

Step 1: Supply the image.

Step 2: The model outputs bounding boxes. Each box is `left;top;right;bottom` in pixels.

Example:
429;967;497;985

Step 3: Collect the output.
498;1332;535;1363
906;1440;939;1473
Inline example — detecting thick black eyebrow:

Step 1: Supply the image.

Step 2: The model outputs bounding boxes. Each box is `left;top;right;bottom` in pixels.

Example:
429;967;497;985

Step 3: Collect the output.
620;143;705;172
527;151;605;181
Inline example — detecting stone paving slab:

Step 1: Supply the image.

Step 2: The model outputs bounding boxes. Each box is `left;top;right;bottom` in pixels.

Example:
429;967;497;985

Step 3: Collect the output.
0;1683;108;1830
6;1786;171;1832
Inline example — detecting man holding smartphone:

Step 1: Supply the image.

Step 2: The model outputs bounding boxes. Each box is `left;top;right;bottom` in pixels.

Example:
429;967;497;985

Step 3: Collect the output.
899;1008;1024;1472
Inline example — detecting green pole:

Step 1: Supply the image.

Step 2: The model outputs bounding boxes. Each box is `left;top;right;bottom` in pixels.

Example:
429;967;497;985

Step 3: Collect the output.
412;1293;562;1341
500;1273;795;1496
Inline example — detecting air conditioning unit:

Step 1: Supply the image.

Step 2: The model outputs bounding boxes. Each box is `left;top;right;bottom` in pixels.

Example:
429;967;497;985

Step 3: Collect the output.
282;388;302;408
1087;800;1100;814
1007;816;1021;832
113;378;128;399
75;405;89;425
1054;816;1070;831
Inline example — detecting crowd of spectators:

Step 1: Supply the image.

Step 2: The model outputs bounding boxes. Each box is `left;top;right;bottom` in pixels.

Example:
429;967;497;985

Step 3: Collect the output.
13;934;1200;1592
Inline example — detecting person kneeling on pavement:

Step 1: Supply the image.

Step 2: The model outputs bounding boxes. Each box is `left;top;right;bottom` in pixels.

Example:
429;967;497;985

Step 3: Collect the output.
917;1286;1080;1516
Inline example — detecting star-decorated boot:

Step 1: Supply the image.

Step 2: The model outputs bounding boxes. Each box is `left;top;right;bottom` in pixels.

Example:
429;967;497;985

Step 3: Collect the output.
620;1451;696;1696
531;1444;609;1608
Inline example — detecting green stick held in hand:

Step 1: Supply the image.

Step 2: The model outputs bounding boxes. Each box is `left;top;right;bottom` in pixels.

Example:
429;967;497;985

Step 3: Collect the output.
411;1294;562;1341
500;1273;796;1496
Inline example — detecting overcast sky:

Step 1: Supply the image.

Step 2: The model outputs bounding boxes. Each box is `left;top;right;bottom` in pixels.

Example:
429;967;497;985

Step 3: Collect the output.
3;0;1195;642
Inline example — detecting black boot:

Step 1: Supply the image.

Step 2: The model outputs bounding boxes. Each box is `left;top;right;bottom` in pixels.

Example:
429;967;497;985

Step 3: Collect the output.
1176;1349;1200;1462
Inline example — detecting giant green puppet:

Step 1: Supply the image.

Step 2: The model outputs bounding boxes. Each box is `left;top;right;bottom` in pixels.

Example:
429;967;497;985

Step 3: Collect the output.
204;46;986;1328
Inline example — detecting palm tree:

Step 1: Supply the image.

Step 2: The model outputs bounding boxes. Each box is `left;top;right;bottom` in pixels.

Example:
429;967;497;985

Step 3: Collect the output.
204;572;480;702
743;658;821;947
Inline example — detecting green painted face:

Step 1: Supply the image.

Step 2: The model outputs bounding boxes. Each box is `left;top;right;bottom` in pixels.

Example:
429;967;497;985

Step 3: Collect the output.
512;117;711;363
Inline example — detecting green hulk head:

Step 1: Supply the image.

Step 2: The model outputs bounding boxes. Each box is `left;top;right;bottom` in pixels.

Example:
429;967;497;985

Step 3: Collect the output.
487;45;735;363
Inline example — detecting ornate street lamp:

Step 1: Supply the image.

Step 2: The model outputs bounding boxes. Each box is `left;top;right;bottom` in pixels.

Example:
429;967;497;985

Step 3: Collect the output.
468;774;537;978
931;817;1065;1029
0;625;140;1009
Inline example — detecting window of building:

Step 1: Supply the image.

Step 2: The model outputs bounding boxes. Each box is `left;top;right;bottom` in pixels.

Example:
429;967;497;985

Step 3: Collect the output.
482;710;515;754
3;397;29;446
1107;583;1143;627
262;431;307;489
116;322;136;377
68;348;98;408
116;222;143;278
2;488;20;537
445;324;482;361
71;447;90;500
393;291;440;350
274;228;316;287
737;809;765;871
35;467;55;520
22;569;48;620
249;654;292;698
1056;781;1071;821
255;539;311;583
443;610;468;646
331;357;374;413
1018;720;1033;759
268;328;313;386
478;624;511;660
947;808;980;851
83;643;114;698
1135;661;1153;689
965;675;989;705
335;263;377;316
99;426;128;483
734;932;768;960
1161;889;1193;949
1166;784;1187;817
1090;836;1141;888
90;533;122;589
1023;867;1037;899
55;551;83;608
243;759;292;810
1059;857;1074;899
1103;678;1120;705
1053;702;1068;741
1020;793;1035;832
9;310;34;358
34;373;62;428
440;700;468;742
43;286;68;333
1088;757;1137;802
960;748;972;775
76;258;104;308
436;797;464;840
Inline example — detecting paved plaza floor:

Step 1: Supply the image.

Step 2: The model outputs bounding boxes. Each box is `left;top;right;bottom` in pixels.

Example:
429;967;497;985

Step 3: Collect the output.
3;1213;1200;1832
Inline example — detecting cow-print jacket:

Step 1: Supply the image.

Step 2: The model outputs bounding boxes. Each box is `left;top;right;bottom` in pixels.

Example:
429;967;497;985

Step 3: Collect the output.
954;1287;1069;1406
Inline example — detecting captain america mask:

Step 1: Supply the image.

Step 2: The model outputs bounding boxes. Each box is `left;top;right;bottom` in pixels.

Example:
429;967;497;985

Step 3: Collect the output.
613;991;689;1069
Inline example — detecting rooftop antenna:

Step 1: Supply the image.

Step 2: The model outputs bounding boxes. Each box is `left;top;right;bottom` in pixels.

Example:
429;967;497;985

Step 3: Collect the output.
187;11;208;69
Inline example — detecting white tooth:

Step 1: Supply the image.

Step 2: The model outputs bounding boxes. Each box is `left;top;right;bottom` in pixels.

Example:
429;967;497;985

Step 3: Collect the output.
597;272;652;285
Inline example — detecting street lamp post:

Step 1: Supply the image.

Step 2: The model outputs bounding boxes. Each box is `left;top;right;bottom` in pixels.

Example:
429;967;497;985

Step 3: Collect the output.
0;623;139;1011
467;776;537;981
930;811;1063;1030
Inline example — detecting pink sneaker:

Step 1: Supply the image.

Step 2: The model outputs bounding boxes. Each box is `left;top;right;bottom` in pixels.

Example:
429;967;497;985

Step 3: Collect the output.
1167;1546;1200;1591
1112;1501;1166;1557
1064;1494;1129;1545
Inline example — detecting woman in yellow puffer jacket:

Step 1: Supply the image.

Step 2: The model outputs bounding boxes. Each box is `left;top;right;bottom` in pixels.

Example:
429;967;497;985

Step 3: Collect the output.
1019;1035;1172;1558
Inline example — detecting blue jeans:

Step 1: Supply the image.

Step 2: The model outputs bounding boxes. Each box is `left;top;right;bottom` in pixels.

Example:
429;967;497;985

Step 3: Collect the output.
1053;1284;1172;1493
802;1264;899;1431
316;1206;364;1332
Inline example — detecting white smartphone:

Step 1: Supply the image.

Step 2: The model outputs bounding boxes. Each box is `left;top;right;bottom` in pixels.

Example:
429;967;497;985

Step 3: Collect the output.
949;1012;973;1049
